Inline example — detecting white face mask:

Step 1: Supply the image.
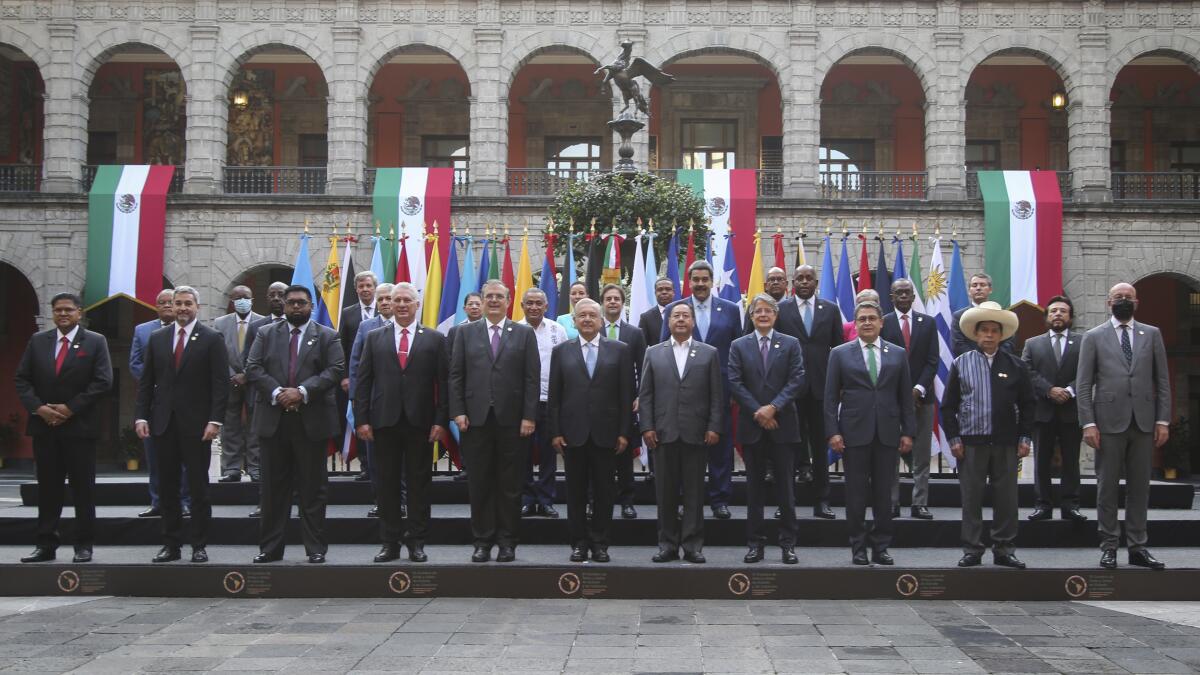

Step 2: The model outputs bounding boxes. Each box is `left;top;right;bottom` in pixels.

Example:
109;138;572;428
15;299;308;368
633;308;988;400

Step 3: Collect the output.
233;298;253;315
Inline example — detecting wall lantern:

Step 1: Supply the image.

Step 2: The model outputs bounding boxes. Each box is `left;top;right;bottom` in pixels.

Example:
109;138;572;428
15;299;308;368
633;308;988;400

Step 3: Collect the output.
231;91;249;110
1050;90;1067;111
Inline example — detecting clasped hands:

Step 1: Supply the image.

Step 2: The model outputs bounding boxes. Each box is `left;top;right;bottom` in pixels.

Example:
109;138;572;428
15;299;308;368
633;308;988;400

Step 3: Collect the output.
829;434;913;456
276;387;304;412
454;415;536;438
36;404;72;427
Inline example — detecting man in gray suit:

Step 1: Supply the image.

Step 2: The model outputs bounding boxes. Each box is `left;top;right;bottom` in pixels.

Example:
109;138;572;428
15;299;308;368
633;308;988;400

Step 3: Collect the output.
639;303;723;564
214;285;263;482
825;301;915;566
1078;282;1171;570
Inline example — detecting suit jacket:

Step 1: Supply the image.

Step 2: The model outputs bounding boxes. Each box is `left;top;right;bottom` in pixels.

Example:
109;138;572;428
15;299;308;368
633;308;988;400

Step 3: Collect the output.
547;337;633;448
1021;330;1081;424
638;305;666;348
213;311;264;375
941;348;1036;446
354;321;448;431
1077;319;1172;434
339;302;372;361
243;315;282;363
15;327;113;438
775;296;844;400
660;296;743;376
952;306;1016;357
728;331;806;445
348;314;389;394
606;320;647;383
881;310;939;397
134;322;229;438
823;339;916;447
448;318;541;426
130;319;169;382
638;340;723;445
244;320;344;440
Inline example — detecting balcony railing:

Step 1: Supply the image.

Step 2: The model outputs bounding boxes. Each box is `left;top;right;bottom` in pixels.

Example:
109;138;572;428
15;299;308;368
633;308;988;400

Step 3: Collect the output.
653;169;783;198
224;166;326;195
363;167;469;196
506;168;600;196
819;171;927;200
966;171;1074;201
1113;172;1200;201
0;164;40;192
82;165;185;194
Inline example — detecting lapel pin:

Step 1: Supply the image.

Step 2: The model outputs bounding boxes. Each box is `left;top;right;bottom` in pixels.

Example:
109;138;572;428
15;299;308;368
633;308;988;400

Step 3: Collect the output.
773;343;780;349
917;316;923;322
999;372;1008;378
72;344;79;349
507;327;513;332
190;335;197;341
689;351;696;357
307;339;314;346
418;328;424;334
1138;330;1145;335
1068;340;1074;345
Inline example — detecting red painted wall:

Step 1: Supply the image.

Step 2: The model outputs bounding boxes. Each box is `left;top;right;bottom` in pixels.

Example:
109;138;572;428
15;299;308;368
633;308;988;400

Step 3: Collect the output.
820;64;926;171
1111;65;1200;171
91;62;186;163
506;64;606;167
0;265;39;459
646;63;782;139
369;63;471;167
966;65;1065;170
0;61;43;165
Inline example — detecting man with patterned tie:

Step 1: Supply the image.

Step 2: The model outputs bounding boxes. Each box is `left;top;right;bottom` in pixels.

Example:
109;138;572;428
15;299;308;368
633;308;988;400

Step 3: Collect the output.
214;285;263;483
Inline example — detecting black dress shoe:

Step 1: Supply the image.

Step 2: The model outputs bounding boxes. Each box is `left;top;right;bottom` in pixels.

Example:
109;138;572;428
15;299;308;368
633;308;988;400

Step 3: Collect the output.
1028;507;1053;521
782;547;798;565
496;546;515;563
354;471;371;482
993;553;1026;569
621;505;637;519
248;475;261;483
542;505;560;519
1129;549;1165;570
813;504;836;519
652;549;679;563
773;507;782;520
452;471;469;481
911;506;933;520
307;553;325;564
1100;549;1118;569
408;545;428;563
683;551;706;564
591;549;610;563
367;506;379;518
152;546;181;563
872;550;894;566
218;473;242;483
852;550;869;566
374;544;400;563
1062;508;1087;522
138;506;161;518
570;546;588;563
712;505;731;520
520;504;537;517
191;547;208;563
471;546;491;563
21;548;55;563
248;508;261;518
744;546;765;564
958;553;982;567
253;551;283;563
72;548;92;563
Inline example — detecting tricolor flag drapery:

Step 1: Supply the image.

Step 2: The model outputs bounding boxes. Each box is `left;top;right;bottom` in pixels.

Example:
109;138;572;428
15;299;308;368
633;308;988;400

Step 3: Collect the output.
977;170;1064;308
924;237;957;468
676;169;758;292
84;165;174;308
370;168;454;293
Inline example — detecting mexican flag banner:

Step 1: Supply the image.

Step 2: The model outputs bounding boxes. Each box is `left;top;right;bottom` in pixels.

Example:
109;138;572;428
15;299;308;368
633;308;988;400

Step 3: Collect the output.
675;169;758;292
978;170;1063;308
371;167;454;295
84;165;175;308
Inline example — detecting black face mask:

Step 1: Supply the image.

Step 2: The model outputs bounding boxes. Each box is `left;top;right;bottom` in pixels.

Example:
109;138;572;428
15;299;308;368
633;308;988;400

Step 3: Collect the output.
1111;298;1135;322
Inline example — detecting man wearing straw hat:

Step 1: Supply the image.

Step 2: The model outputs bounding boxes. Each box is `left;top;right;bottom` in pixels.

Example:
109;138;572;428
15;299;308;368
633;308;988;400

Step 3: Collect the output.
941;301;1036;569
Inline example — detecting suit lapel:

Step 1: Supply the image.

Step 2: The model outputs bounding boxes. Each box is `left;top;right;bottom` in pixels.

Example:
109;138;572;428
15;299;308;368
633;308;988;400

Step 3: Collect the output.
296;323;317;369
58;330;86;375
178;324;202;372
680;341;697;381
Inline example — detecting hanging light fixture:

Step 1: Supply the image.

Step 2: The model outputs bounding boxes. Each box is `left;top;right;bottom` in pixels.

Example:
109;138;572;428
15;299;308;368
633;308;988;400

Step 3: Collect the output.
231;91;249;109
1050;90;1067;111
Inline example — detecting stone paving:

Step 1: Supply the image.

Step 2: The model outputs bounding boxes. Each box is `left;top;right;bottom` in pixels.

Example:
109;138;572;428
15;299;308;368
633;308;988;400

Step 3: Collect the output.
0;597;1197;674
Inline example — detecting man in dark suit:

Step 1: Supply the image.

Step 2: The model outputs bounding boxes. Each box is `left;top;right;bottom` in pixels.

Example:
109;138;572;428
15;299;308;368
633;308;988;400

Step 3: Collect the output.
825;301;915;566
14;293;113;563
660;260;742;519
449;279;540;563
355;282;447;563
214;285;264;483
881;278;939;520
775;264;843;518
1078;282;1172;570
348;283;397;518
638;276;676;348
135;286;229;564
241;281;287;519
1023;295;1086;523
549;299;633;563
600;283;647;519
729;294;805;565
741;267;789;333
245;284;344;564
951;273;1016;357
339;270;378;481
641;303;724;564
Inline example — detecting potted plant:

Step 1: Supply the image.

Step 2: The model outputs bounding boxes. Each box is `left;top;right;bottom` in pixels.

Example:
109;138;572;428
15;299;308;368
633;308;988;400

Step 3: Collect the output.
1162;417;1190;480
120;427;143;471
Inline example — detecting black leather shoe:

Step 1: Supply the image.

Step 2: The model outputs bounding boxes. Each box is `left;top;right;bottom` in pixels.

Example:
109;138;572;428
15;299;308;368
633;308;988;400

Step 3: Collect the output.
958;553;983;567
1100;549;1118;569
307;553;325;564
911;506;933;520
248;508;261;518
374;544;400;563
253;551;282;564
782;547;798;565
471;546;491;563
138;506;161;518
652;549;679;563
1129;549;1165;570
712;505;731;520
152;546;181;563
367;506;379;518
542;505;560;519
1062;508;1087;522
520;504;537;517
993;553;1026;569
570;546;588;563
744;546;765;563
452;471;469;481
496;546;515;563
852;550;869;566
872;550;894;566
190;547;208;563
248;475;261;483
354;471;371;482
683;551;706;564
621;505;637;519
591;549;610;563
813;504;835;519
218;473;242;483
72;548;92;563
773;507;782;520
21;548;55;563
1028;507;1053;521
408;545;427;563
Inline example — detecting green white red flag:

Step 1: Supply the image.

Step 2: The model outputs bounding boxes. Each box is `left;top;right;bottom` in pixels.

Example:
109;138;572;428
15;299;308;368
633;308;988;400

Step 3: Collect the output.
84;165;174;308
978;170;1063;307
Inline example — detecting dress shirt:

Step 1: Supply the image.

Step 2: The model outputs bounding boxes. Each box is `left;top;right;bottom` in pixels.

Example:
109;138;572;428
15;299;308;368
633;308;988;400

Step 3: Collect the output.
271;320;310;406
1049;330;1075;398
858;337;883;373
136;318;222;426
519;318;568;401
754;328;775;341
361;302;376;321
671;337;692;379
53;325;80;364
393;319;418;352
579;334;601;350
1109;315;1134;351
897;310;926;397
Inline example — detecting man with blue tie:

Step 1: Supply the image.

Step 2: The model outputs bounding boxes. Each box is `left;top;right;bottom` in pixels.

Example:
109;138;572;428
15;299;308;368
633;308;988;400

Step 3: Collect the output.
660;260;742;519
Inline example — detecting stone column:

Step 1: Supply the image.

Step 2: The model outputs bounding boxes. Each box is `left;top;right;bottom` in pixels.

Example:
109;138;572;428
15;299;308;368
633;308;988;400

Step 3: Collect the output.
40;21;86;193
182;232;220;316
1067;30;1112;203
468;27;506;197
39;231;76;314
782;28;819;199
183;22;224;194
325;24;366;196
926;30;966;200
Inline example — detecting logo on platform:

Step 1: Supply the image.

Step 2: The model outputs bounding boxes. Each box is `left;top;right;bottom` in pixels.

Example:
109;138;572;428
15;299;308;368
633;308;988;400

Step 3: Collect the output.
558;572;581;595
388;571;412;594
57;570;80;593
896;574;919;597
1011;200;1035;220
1065;575;1088;598
705;197;728;217
401;195;423;216
116;194;138;214
223;571;246;594
728;572;750;596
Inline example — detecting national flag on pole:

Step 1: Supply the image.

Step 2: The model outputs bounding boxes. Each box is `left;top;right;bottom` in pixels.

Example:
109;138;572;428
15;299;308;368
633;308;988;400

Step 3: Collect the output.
602;232;623;271
476;236;491;289
909;235;925;313
369;230;385;281
718;233;744;322
540;234;559;319
511;233;533;322
501;236;515;318
584;231;602;300
314;235;341;329
835;237;856;322
339;236;357;319
665;229;682;301
675;169;758;292
682;228;696;297
84;165;174;308
745;231;765;303
454;236;478;325
893;236;924;314
795;234;808;270
490;235;502;286
772;232;786;272
422;234;443;329
643;230;658;303
370;168;454;294
949;240;970;313
395;233;411;284
817;236;837;305
291;233;318;301
923;237;957;468
555;232;575;319
978;170;1063;307
874;239;893;316
384;225;397;284
629;234;648;323
436;237;461;334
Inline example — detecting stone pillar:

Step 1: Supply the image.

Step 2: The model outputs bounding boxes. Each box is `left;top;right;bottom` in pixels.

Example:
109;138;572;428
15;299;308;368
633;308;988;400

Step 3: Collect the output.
326;24;366;196
40;231;76;316
182;232;220;317
926;29;966;200
782;27;819;199
41;21;86;193
468;27;506;197
183;23;224;194
1067;30;1112;203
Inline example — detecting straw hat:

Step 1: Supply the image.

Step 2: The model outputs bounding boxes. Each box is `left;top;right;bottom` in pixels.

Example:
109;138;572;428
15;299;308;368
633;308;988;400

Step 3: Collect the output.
959;301;1019;341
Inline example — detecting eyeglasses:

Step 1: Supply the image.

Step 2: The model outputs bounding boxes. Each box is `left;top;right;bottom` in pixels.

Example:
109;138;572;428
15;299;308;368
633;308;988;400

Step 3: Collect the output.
284;299;311;307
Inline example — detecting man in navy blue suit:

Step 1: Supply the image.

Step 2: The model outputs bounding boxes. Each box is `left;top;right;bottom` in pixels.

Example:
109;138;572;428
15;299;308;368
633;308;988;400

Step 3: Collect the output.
661;260;742;519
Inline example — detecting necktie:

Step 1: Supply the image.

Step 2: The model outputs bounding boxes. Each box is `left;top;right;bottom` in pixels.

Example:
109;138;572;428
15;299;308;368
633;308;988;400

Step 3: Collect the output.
237;321;246;353
760;336;770;370
901;314;911;349
174;328;186;369
287;327;301;386
866;343;878;384
398;328;409;369
608;323;617;339
696;303;710;340
55;336;69;375
1053;333;1063;365
364;307;372;320
490;325;501;358
1121;325;1132;364
584;342;596;378
802;301;813;334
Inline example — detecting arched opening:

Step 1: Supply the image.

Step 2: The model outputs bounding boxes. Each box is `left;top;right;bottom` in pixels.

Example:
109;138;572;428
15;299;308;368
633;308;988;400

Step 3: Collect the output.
0;44;44;192
0;263;38;464
819;49;927;199
505;47;609;196
84;44;186;193
224;46;328;195
228;264;295;316
1110;51;1200;200
965;50;1069;197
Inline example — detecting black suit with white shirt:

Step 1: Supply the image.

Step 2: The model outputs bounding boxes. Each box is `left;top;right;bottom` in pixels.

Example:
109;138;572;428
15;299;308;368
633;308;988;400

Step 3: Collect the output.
604;319;646;508
1022;329;1083;512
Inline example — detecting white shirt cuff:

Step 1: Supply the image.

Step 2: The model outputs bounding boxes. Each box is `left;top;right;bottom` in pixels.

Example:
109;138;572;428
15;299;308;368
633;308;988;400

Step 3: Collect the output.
271;387;282;405
299;386;309;404
1157;421;1170;427
1083;423;1097;429
1065;386;1075;398
913;385;926;397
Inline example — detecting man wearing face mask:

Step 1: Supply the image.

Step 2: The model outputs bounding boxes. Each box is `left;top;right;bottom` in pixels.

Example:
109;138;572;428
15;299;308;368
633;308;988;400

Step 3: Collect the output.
215;286;264;483
1077;283;1171;571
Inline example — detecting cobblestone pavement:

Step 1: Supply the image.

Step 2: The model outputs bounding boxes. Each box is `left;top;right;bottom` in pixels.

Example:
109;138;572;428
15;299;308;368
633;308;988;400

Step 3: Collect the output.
0;597;1197;673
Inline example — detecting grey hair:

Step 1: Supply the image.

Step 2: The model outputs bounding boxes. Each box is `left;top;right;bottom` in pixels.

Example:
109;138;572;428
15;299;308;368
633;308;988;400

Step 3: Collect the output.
268;281;289;291
354;270;378;285
855;289;880;303
523;287;547;301
854;300;882;319
173;286;200;304
574;298;601;316
748;293;778;314
374;283;395;298
392;282;419;300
